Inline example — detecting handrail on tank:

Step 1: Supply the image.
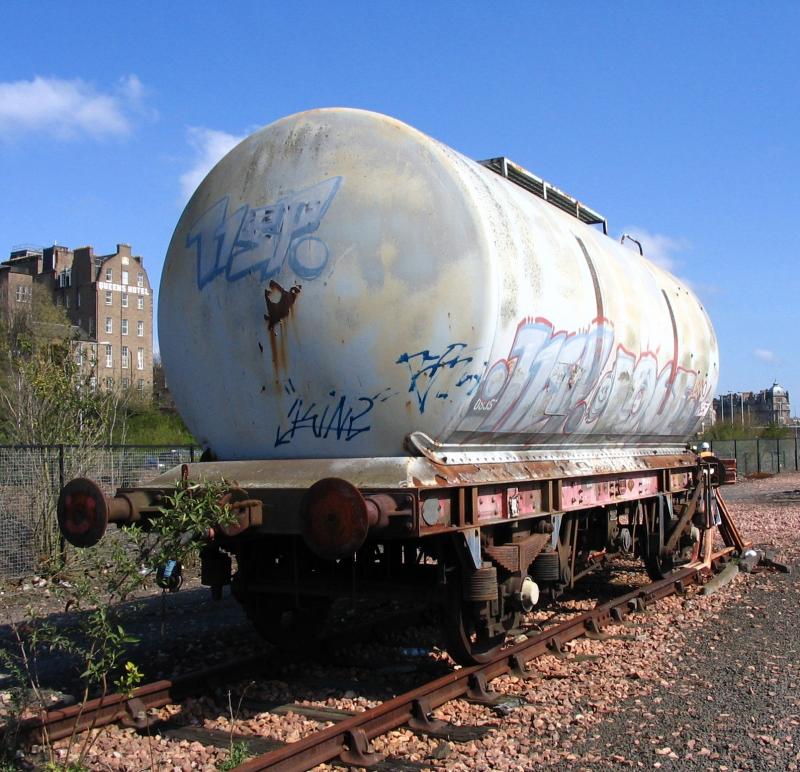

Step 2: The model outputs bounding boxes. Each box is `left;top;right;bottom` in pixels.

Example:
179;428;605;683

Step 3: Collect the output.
620;233;644;255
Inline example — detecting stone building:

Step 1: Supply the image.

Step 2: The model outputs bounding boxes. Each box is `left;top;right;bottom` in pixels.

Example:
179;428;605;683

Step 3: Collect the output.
1;243;154;397
714;382;792;426
0;260;34;319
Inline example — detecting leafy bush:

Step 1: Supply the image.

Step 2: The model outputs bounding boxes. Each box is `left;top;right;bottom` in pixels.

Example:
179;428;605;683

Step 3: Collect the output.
2;479;236;770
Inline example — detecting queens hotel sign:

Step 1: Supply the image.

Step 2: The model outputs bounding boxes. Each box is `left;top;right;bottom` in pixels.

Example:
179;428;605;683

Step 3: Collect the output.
97;281;150;296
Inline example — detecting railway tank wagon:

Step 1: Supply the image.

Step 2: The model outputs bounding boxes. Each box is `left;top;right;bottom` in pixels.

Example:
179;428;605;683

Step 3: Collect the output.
57;108;729;664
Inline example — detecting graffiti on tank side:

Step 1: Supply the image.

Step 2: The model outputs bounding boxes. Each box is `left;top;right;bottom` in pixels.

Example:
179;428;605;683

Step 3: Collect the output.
396;344;481;414
463;316;709;437
274;382;394;447
188;177;342;290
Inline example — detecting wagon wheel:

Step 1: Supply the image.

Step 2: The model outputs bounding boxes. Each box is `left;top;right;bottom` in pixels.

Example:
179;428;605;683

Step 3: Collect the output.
442;569;519;666
239;591;331;649
644;496;701;581
645;551;674;581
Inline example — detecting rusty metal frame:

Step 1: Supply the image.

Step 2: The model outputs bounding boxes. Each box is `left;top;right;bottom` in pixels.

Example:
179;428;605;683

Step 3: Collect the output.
106;452;697;542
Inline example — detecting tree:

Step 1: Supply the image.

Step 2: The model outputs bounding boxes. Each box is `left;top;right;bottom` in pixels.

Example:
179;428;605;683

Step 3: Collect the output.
760;422;790;439
0;287;128;563
700;419;791;442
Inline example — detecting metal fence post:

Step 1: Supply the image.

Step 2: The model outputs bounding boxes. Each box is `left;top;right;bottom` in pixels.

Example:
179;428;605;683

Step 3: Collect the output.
757;439;761;474
777;438;781;473
58;444;65;489
58;444;66;563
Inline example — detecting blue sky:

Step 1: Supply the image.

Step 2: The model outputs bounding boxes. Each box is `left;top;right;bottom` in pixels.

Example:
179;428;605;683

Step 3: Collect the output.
2;1;798;413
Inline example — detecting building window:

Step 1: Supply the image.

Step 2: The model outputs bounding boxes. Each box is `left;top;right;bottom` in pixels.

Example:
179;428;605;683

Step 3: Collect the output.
121;293;128;308
122;270;129;286
121;346;129;369
137;272;144;288
137;320;144;337
15;285;32;303
105;317;113;334
90;376;97;391
137;347;144;370
105;290;112;306
59;269;71;288
137;379;144;393
137;296;144;310
106;377;114;389
122;377;130;390
76;345;84;367
105;268;112;281
105;345;113;368
121;319;128;335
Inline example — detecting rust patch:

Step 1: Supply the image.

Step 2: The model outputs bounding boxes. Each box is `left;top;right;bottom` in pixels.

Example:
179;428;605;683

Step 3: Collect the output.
264;281;300;378
264;280;301;331
268;331;282;374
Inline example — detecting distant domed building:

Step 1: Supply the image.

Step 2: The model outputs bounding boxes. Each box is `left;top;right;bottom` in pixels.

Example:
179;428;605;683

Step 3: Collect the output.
767;382;791;424
714;382;791;426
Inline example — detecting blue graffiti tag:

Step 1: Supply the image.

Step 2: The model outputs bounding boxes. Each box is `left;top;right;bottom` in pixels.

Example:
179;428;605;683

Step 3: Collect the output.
275;386;394;447
396;344;480;414
188;177;342;289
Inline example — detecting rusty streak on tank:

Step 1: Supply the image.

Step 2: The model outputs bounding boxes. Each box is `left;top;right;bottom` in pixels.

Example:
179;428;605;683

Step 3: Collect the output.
264;280;301;331
264;280;300;376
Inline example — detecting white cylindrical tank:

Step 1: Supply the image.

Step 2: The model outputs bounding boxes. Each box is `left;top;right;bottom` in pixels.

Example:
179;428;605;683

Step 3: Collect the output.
160;108;718;461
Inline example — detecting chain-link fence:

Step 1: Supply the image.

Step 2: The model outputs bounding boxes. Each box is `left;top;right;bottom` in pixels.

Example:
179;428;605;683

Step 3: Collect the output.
709;438;800;477
3;439;799;579
0;444;199;580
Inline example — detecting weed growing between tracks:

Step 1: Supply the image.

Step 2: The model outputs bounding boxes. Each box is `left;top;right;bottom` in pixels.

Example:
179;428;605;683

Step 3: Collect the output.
216;740;250;771
1;479;237;771
215;688;253;771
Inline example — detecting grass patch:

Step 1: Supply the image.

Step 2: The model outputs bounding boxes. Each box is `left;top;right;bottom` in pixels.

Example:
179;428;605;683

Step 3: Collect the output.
119;407;195;445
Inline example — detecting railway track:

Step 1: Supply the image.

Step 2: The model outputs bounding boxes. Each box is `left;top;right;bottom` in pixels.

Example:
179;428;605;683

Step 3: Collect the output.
10;562;718;771
8;601;436;746
235;564;710;771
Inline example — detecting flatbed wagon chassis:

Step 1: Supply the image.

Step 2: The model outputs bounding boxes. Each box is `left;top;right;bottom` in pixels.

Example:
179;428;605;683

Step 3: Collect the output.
56;449;739;664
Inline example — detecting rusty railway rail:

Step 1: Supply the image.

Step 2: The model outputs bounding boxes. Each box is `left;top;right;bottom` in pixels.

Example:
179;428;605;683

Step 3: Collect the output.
15;652;267;744
236;564;710;771
6;562;725;770
7;602;433;746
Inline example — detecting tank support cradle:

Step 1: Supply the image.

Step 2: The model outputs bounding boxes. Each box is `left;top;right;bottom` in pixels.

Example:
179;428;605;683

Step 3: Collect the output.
693;485;750;571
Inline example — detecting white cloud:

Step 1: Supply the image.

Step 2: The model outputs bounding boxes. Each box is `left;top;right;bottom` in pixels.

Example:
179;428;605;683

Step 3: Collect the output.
118;74;145;105
0;75;148;139
617;226;718;297
690;281;722;296
754;349;777;363
618;227;689;273
179;127;246;201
